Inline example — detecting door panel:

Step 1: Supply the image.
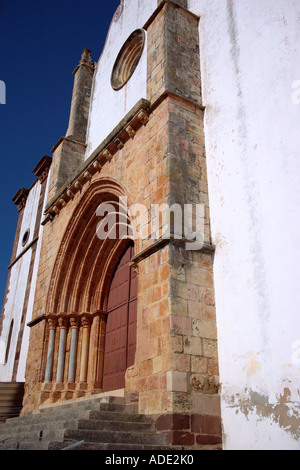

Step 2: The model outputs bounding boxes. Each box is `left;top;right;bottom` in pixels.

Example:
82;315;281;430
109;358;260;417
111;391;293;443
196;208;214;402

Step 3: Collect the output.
102;244;137;392
127;298;137;368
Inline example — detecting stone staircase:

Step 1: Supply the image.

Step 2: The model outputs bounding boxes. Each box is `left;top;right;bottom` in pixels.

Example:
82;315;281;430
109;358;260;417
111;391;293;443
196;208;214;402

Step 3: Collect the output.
0;396;178;450
0;383;24;424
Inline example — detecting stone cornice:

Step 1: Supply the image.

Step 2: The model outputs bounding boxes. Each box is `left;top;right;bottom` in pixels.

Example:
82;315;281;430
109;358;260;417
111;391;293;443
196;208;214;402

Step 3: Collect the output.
8;237;39;270
43;98;151;222
27;310;106;328
50;136;87;154
33;155;52;183
143;0;199;31
130;237;215;267
12;188;29;212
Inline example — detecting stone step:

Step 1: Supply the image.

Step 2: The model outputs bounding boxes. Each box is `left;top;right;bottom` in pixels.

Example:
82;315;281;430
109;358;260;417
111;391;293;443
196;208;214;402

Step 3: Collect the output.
1;433;172;451
88;409;149;423
0;382;24;423
0;383;24;390
0;394;173;451
48;441;178;451
62;428;168;446
0;409;148;434
0;422;167;450
76;418;155;432
36;395;128;415
0;408;145;442
0;416;154;441
1;396;132;425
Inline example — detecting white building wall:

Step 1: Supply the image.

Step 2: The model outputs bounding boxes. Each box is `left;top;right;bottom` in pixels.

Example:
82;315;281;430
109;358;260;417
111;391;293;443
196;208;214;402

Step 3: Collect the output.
0;253;31;381
0;180;42;382
189;0;300;450
15;182;41;257
16;174;50;383
85;0;157;159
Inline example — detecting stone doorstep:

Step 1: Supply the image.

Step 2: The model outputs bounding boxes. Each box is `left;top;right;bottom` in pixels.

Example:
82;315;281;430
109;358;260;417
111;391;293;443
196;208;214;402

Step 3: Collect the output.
0;402;222;450
36;388;125;414
0;418;157;445
0;394;173;451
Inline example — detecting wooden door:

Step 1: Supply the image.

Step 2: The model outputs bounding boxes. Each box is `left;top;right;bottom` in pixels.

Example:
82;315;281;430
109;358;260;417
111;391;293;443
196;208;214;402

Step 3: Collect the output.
102;244;137;392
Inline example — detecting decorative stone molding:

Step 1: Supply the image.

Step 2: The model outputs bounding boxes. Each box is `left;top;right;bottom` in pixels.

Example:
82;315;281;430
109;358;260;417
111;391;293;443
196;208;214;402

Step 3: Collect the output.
33;155;52;184
43;311;106;325
12;188;29;213
58;317;69;329
44;99;151;219
47;317;57;330
70;317;80;329
111;29;145;91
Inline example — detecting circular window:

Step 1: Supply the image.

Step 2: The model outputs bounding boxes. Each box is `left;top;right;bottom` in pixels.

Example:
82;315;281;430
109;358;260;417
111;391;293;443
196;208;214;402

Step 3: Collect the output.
22;229;30;247
111;29;145;91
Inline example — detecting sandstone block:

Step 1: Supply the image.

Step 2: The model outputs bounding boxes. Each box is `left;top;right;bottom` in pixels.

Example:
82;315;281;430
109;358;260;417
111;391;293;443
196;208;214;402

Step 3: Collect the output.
167;370;188;392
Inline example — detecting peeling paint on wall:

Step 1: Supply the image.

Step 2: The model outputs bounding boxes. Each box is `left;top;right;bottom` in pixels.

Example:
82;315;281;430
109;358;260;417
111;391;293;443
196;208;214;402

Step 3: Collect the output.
224;388;300;440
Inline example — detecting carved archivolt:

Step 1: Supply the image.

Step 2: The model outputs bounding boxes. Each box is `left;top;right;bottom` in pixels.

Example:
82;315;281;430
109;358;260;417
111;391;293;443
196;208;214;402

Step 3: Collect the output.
47;178;134;315
111;29;145;91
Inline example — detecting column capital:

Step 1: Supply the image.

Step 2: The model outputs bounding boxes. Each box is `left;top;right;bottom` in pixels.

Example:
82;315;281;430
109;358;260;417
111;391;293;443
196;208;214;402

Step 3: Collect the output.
81;316;92;328
47;317;58;330
58;317;69;329
70;317;80;329
93;310;107;322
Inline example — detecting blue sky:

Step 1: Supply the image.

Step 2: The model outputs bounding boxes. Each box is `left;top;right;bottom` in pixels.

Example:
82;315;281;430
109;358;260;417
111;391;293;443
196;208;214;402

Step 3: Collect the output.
0;0;120;304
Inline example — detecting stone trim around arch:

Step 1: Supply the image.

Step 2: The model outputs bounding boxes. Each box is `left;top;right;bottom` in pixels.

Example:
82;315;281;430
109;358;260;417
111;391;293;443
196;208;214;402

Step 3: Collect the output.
46;178;134;315
36;178;137;404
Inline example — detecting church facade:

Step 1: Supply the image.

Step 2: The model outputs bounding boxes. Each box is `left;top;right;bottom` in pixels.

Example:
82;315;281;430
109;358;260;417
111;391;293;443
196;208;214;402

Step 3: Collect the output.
0;0;299;450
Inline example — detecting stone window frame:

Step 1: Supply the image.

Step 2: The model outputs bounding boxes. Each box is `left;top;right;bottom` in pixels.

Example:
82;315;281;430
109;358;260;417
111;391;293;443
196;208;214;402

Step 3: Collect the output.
21;228;30;247
111;29;146;91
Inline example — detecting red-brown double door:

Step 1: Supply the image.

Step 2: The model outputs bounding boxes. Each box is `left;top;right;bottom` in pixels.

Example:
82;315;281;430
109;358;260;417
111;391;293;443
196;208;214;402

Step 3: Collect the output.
102;244;137;392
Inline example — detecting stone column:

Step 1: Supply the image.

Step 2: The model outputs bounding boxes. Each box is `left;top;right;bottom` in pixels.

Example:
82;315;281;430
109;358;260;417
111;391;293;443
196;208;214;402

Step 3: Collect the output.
45;318;57;382
79;316;91;383
68;317;80;382
56;317;68;383
89;312;107;391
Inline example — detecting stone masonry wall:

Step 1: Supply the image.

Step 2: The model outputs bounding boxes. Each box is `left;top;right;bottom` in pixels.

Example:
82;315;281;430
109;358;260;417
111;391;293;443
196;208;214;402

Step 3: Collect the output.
22;0;222;450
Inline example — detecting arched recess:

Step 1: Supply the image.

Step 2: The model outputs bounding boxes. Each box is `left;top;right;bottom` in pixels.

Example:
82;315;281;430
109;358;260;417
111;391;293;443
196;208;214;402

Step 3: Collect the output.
47;178;134;315
44;178;137;394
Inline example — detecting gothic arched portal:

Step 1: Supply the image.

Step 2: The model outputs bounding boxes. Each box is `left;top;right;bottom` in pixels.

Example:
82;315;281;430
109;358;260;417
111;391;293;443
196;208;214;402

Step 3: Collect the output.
43;179;137;399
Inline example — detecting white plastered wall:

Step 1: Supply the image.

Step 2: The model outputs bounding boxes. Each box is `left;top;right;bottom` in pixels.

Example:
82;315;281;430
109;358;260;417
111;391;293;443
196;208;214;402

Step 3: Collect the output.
189;0;300;450
16;174;50;382
0;176;48;382
85;0;157;159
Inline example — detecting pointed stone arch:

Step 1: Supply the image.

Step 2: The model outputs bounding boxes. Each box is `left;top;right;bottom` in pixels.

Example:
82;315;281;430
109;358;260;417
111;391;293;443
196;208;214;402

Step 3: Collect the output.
47;178;134;315
42;178;137;399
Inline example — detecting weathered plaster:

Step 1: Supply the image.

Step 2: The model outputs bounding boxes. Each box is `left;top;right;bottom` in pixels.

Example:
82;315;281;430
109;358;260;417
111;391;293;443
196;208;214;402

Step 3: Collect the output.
223;387;300;445
0;177;48;381
189;0;300;449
